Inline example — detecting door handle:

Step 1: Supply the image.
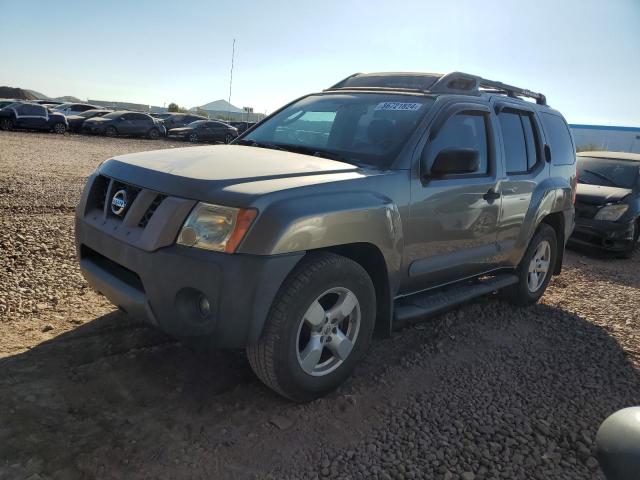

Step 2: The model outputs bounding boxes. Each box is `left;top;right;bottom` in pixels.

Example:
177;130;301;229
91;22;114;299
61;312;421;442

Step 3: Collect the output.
483;188;501;201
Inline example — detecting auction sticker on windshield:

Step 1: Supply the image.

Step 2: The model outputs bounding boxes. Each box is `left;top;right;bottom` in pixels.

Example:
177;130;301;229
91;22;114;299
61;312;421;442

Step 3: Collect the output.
374;102;423;111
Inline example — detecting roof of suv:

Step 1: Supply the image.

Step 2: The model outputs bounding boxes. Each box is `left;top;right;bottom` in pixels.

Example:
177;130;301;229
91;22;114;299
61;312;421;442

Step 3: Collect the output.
577;151;640;162
325;71;547;106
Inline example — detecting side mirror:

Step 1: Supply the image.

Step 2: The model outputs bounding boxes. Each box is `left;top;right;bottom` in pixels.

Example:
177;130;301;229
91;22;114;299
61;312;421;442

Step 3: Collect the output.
423;148;480;178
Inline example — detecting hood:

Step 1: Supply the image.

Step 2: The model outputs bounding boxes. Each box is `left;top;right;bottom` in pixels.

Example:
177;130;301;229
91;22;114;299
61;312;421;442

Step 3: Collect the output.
576;183;632;205
85;117;110;123
99;145;362;204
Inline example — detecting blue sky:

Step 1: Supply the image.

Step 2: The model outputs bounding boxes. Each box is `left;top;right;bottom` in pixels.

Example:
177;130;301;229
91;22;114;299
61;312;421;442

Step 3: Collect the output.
1;0;639;125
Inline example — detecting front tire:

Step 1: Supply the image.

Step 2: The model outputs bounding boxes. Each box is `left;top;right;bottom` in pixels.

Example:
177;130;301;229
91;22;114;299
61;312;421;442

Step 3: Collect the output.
52;122;66;134
225;133;234;144
247;252;376;402
502;223;557;306
188;132;198;143
620;222;639;259
148;127;160;140
1;118;14;131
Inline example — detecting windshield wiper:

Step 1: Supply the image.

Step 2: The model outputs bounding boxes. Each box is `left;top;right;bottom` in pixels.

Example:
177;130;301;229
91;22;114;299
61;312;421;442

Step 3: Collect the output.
582;169;618;187
237;139;288;151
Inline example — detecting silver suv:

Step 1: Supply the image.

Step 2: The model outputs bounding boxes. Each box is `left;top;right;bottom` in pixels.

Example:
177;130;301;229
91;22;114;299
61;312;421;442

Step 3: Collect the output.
75;72;577;401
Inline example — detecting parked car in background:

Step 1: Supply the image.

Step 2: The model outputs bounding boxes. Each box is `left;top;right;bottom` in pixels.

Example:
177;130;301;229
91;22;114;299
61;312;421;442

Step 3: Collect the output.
570;151;640;257
53;103;99;116
0;99;21;109
66;109;112;133
0;101;67;133
160;113;207;131
76;71;576;401
168;120;238;143
34;99;63;106
82;111;165;139
229;121;256;134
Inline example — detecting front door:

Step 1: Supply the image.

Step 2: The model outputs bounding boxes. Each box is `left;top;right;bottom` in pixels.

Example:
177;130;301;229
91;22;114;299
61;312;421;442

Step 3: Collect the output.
403;104;502;293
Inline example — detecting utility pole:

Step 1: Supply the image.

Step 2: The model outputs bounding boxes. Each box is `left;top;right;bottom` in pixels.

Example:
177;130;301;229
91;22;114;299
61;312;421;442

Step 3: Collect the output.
228;38;236;122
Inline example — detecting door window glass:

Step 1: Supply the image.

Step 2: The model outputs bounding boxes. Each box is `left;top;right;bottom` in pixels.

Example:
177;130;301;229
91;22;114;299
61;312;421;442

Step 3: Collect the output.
429;112;489;174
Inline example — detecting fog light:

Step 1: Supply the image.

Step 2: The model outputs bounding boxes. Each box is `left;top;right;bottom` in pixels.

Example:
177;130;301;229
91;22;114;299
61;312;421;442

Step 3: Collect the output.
197;295;211;317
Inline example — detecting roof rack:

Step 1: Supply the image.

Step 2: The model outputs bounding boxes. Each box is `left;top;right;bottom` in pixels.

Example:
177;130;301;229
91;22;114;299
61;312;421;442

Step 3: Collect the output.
326;71;547;105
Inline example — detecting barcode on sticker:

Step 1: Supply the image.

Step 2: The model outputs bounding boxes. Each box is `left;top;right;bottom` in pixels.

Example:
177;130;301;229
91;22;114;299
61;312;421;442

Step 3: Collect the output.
374;102;422;111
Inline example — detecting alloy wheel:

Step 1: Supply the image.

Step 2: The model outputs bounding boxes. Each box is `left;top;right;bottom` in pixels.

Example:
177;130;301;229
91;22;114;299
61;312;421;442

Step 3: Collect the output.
296;287;361;376
527;240;551;292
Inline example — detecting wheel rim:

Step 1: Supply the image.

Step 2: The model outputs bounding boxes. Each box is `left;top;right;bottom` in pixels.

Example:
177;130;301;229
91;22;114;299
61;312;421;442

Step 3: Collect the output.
225;134;233;144
54;123;65;134
106;127;115;136
296;287;361;377
150;129;158;139
189;133;198;142
527;240;551;292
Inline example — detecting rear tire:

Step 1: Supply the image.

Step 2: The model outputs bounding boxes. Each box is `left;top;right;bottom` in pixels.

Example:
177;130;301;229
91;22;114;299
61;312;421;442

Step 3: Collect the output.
105;126;117;137
52;122;66;134
502;223;557;306
247;252;376;402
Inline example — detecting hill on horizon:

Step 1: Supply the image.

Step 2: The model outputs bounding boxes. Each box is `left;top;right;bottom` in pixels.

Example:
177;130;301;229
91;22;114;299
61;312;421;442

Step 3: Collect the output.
0;86;82;103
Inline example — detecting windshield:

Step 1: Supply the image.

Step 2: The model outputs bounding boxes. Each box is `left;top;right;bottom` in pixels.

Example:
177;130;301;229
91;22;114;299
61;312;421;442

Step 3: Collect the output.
52;103;71;110
102;112;124;119
188;120;207;127
241;93;434;168
577;157;639;189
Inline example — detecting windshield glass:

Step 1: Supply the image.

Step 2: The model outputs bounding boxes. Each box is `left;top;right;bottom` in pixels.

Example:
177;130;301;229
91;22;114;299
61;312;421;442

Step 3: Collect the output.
188;120;207;127
52;103;71;110
577;157;639;189
102;112;124;119
242;93;434;168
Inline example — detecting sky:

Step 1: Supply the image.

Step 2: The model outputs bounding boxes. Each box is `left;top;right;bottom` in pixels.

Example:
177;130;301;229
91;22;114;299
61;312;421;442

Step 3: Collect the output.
1;0;639;126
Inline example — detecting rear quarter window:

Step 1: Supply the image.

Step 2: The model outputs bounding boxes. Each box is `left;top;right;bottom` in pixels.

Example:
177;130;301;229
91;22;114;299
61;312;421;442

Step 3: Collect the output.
541;113;575;165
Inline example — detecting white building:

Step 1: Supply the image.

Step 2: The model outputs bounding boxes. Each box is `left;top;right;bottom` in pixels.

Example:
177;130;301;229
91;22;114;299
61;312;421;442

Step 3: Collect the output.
570;124;640;153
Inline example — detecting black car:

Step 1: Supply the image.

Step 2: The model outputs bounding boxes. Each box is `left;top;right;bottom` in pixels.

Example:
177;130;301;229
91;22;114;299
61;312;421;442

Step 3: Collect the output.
160;113;207;131
167;120;238;143
82;111;166;139
34;99;63;106
0;102;67;133
229;121;256;134
570;151;640;257
66;109;112;133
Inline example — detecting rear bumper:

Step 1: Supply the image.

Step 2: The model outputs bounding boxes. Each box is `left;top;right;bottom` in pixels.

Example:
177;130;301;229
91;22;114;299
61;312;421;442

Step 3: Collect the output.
569;218;635;251
76;218;303;348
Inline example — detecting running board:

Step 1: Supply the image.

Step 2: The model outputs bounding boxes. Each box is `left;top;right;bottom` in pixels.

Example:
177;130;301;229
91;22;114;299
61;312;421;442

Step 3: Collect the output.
393;273;518;327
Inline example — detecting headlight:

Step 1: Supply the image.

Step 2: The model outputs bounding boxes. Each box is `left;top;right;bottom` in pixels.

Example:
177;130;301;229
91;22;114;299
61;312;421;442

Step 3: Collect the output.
594;204;629;221
177;203;257;253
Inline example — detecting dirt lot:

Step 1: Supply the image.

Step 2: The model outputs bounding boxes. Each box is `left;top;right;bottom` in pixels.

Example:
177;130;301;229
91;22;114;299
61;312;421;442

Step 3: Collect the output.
1;130;639;480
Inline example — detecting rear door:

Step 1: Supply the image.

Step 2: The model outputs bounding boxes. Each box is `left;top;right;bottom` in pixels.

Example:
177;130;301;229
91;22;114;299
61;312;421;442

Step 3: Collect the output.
15;104;48;129
492;101;549;263
404;101;502;292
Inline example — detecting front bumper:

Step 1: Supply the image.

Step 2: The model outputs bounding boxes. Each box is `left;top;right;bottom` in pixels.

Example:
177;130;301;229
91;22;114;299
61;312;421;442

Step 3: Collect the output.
569;218;635;251
74;173;303;347
76;219;303;347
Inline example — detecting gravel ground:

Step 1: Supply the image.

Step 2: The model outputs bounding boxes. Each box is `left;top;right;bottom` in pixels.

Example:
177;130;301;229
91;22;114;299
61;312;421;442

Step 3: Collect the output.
1;130;639;479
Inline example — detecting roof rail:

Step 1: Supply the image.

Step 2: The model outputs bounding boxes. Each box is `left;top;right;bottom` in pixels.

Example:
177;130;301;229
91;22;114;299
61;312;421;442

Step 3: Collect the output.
326;71;547;105
430;72;547;105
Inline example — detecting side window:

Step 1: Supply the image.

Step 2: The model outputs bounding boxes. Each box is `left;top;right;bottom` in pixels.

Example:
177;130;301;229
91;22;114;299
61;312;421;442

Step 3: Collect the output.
498;112;528;173
521;115;539;169
428;112;489;174
121;113;134;120
16;104;31;115
541;113;575;165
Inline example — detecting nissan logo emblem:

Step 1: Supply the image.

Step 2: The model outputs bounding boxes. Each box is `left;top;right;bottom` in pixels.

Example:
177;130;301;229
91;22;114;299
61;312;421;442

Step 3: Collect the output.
111;189;128;216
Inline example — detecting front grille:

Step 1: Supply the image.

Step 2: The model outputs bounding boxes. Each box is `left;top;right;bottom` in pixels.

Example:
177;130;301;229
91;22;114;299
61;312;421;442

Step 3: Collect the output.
139;194;166;228
88;175;166;229
575;202;600;220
